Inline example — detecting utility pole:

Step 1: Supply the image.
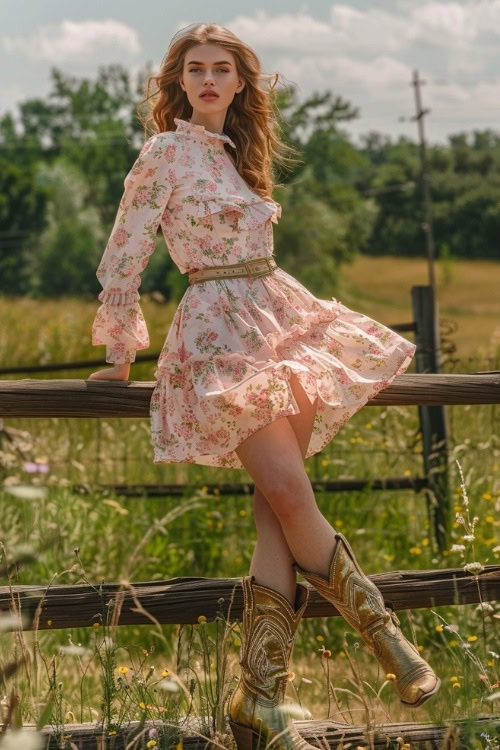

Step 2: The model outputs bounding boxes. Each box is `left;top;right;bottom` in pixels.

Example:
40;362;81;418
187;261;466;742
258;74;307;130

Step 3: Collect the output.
409;70;450;550
410;69;437;295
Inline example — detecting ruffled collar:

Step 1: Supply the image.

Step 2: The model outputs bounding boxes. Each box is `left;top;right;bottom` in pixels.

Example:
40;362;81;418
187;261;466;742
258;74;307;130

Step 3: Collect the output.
174;117;237;149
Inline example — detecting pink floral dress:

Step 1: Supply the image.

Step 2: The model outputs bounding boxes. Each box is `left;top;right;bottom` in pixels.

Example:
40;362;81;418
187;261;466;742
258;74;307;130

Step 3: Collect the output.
92;117;416;469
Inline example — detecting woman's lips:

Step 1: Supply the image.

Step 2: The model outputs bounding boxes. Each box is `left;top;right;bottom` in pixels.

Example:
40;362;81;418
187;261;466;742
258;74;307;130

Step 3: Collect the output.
200;92;218;99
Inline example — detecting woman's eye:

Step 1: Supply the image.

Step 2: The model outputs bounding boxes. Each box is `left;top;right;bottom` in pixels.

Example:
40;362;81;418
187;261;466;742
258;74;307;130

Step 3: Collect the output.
189;68;229;73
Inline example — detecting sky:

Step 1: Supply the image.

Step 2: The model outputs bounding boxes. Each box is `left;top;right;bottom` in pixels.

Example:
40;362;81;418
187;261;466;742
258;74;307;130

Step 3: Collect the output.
1;0;499;146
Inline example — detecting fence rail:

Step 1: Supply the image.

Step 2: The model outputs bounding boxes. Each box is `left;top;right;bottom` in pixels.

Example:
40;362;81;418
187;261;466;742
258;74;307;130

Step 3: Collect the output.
6;566;500;631
24;714;500;750
1;373;500;418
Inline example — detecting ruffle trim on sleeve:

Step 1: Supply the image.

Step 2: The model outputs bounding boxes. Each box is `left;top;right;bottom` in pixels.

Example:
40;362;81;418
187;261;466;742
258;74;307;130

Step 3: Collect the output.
97;289;140;305
194;194;281;231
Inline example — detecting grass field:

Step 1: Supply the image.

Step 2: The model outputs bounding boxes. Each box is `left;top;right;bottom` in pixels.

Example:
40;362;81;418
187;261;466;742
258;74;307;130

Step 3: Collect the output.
338;255;500;363
0;256;499;743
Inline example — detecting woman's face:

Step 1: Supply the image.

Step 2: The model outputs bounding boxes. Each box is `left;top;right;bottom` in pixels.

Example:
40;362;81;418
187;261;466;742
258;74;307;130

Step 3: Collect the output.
179;43;245;120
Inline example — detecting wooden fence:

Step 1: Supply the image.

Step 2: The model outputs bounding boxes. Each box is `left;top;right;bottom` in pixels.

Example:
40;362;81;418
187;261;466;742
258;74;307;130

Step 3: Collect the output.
1;284;498;551
2;297;500;747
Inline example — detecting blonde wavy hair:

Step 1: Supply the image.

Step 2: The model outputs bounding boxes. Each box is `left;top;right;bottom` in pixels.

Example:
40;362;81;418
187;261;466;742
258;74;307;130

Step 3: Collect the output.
137;23;303;201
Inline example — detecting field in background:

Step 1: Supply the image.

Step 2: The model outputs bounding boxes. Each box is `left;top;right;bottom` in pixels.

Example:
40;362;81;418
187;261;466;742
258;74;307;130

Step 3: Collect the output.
338;255;500;361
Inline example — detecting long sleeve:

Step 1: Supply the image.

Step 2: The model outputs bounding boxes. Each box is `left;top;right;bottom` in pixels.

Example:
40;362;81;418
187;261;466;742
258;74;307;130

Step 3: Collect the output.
91;133;178;364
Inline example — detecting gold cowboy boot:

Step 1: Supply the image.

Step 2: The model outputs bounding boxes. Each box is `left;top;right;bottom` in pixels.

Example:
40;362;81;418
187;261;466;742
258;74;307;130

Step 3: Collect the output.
227;575;317;750
293;533;440;708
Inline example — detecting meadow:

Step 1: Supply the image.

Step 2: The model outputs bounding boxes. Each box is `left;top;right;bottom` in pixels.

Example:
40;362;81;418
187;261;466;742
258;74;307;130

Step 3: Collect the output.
0;255;499;747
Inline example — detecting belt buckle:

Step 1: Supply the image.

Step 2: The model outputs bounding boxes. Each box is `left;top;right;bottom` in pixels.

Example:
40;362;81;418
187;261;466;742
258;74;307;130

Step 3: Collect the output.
245;258;273;278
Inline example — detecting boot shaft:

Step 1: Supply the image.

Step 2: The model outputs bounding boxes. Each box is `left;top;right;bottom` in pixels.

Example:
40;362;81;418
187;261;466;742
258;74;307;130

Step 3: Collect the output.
238;576;309;704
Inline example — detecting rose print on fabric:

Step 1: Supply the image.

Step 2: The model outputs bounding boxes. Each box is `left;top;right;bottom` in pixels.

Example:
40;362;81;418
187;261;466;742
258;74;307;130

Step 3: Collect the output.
92;118;416;469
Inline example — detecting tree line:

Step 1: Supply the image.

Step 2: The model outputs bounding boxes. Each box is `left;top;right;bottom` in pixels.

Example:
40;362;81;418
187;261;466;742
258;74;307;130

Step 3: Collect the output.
1;64;498;302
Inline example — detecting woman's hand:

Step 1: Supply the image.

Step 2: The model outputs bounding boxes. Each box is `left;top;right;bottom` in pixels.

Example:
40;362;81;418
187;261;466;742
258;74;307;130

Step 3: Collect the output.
87;363;131;381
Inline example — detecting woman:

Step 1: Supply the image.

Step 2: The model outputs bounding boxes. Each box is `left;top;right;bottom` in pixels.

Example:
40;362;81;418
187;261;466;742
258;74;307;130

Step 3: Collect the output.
88;22;440;750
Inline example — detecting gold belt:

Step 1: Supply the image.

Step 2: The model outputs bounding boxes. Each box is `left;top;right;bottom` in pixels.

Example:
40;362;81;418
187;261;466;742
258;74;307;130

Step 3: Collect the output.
188;256;278;285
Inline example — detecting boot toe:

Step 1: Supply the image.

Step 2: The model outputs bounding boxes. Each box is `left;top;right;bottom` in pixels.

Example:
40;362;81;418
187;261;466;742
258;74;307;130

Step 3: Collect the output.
401;673;440;707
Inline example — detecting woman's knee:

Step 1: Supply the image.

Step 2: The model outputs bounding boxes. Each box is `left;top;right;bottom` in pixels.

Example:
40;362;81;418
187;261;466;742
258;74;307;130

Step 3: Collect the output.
235;416;312;521
264;474;313;523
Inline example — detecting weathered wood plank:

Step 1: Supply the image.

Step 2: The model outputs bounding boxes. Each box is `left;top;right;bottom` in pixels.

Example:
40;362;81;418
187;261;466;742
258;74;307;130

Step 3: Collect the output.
1;373;500;418
5;566;499;631
21;715;500;750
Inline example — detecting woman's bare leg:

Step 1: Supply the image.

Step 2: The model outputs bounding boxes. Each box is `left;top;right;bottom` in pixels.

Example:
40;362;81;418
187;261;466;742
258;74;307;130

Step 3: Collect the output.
239;374;338;591
248;375;320;604
249;487;296;604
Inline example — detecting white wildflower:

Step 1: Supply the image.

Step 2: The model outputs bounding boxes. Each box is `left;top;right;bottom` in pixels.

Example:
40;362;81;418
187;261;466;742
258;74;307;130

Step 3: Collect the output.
492;545;500;554
488;651;499;659
475;603;494;614
0;729;45;749
463;535;475;542
450;544;466;553
277;702;313;720
0;612;31;632
464;562;484;575
455;514;465;525
98;636;115;649
157;678;180;692
59;644;89;656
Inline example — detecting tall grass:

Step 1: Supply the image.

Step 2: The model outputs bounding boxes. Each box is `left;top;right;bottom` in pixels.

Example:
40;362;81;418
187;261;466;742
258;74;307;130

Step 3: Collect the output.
0;263;499;744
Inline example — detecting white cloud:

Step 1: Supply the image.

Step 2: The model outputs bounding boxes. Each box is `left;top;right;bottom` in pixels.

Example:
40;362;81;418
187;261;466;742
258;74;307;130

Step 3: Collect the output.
227;2;500;69
279;54;411;95
225;1;500;143
2;19;140;64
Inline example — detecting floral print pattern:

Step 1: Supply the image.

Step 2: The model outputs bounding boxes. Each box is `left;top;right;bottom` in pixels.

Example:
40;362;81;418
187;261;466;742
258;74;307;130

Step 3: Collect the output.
92;117;416;469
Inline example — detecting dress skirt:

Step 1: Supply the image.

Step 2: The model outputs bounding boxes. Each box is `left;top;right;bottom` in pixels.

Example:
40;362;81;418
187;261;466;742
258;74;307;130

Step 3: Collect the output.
149;266;416;470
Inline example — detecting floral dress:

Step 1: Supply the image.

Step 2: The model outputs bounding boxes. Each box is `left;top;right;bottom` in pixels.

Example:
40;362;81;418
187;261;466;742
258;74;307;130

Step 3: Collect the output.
92;117;416;470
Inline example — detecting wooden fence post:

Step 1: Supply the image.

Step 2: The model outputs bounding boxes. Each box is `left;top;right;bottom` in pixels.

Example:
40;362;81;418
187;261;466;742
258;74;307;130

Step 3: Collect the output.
411;285;450;551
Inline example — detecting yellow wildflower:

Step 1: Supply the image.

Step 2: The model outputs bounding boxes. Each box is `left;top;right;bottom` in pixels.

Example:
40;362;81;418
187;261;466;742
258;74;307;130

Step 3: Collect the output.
162;669;170;678
435;625;444;632
197;615;207;624
467;635;478;642
316;635;325;642
118;667;129;675
452;682;461;688
386;673;396;680
139;702;146;709
450;676;458;682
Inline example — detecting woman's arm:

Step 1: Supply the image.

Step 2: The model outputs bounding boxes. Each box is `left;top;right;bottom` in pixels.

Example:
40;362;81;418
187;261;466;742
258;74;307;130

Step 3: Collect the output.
88;133;178;380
